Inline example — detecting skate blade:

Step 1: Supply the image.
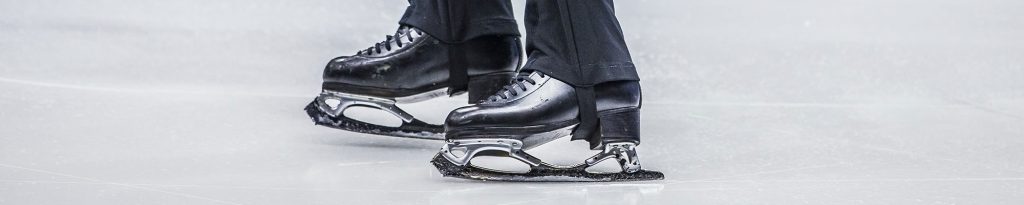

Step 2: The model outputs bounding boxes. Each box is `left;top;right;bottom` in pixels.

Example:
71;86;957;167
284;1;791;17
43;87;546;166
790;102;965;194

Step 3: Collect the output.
305;99;444;140
430;154;665;182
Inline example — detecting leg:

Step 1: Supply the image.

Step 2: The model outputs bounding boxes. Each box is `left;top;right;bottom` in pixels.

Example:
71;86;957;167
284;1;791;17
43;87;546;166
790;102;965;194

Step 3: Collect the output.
400;0;520;43
524;0;639;86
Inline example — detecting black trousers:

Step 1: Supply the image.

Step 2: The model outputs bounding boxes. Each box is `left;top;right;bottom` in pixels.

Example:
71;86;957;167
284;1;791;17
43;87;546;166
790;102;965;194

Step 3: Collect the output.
400;0;639;144
399;0;639;86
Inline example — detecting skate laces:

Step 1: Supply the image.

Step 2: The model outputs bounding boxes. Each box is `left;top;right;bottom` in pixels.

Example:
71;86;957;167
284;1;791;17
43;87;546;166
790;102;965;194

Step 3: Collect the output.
358;26;423;55
487;71;546;102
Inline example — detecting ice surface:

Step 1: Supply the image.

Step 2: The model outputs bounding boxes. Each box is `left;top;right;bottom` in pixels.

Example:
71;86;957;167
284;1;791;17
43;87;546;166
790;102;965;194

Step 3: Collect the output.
2;0;1023;204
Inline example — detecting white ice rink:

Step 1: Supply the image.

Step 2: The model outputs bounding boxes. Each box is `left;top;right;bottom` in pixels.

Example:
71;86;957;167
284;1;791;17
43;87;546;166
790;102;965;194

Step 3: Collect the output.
2;0;1023;204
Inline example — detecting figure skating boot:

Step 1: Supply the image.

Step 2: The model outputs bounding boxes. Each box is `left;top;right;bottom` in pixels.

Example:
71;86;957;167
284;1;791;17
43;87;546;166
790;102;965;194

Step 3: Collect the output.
305;26;521;140
431;71;664;181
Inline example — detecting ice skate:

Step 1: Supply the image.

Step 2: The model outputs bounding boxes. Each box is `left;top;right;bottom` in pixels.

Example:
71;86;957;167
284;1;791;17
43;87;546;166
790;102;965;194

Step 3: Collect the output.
430;71;664;182
305;26;521;140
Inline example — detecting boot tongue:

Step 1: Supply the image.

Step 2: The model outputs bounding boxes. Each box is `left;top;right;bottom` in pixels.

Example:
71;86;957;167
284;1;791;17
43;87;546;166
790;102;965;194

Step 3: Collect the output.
485;71;544;102
356;26;417;55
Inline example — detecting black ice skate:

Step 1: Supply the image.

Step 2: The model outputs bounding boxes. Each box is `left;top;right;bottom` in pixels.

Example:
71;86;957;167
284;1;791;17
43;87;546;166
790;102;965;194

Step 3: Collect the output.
305;26;521;140
430;71;664;182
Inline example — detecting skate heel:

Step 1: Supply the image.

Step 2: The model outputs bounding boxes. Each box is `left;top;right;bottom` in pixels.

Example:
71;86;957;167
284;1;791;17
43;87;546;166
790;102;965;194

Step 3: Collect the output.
466;71;516;103
597;108;641;145
589;108;647;174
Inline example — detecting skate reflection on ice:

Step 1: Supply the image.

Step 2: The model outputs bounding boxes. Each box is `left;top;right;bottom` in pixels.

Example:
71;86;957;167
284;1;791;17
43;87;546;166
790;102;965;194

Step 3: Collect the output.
429;184;664;205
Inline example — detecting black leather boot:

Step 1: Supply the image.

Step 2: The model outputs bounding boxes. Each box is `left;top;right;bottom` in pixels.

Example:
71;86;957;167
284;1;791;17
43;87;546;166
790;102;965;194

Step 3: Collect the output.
305;26;521;140
430;71;664;182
